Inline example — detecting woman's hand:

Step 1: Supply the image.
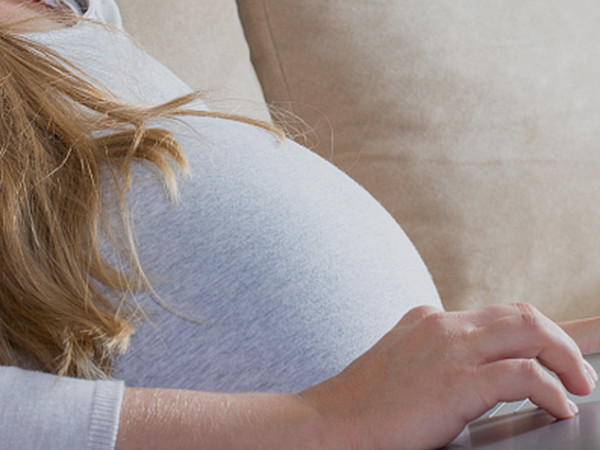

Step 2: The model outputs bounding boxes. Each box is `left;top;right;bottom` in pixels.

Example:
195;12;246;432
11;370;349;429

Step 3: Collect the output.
299;303;597;449
117;303;597;449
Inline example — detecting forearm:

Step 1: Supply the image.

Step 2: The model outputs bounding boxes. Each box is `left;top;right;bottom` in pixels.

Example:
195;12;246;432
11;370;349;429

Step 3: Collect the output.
116;388;344;449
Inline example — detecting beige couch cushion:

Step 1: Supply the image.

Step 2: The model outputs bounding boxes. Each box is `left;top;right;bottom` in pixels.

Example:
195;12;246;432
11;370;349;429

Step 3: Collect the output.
239;0;600;321
116;0;270;121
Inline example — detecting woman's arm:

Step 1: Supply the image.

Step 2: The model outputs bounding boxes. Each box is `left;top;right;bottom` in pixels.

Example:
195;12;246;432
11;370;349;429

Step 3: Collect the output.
116;303;596;449
2;303;592;449
116;389;334;449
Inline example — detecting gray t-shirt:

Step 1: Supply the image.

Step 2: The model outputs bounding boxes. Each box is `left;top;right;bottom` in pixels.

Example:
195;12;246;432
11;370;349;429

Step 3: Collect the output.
1;0;442;448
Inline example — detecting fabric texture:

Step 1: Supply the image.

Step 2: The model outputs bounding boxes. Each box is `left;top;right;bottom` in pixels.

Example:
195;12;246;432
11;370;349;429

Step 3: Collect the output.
237;0;600;321
0;366;124;449
108;115;442;393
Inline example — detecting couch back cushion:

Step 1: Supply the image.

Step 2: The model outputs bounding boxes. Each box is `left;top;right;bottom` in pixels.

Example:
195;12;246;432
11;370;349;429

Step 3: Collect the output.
117;0;270;121
238;0;600;321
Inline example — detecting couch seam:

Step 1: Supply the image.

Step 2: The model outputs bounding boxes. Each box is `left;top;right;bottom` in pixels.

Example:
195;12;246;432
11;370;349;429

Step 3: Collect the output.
260;0;295;113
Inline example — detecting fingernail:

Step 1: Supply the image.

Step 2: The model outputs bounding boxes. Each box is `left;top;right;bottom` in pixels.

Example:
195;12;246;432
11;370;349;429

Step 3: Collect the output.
584;359;599;382
568;399;579;416
584;360;598;391
585;370;597;392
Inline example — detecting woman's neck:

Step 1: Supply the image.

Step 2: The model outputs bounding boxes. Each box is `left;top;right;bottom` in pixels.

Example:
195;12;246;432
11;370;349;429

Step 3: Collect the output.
0;0;67;32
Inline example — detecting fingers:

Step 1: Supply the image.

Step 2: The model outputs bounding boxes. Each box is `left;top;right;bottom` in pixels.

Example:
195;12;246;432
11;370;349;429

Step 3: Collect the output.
400;302;596;417
475;359;579;420
400;303;519;330
461;303;526;327
404;302;546;329
403;303;517;328
469;306;595;396
463;302;553;328
400;305;443;324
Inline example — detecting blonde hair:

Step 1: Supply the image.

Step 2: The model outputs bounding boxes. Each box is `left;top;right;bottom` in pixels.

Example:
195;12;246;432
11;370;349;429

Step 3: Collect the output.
0;17;280;379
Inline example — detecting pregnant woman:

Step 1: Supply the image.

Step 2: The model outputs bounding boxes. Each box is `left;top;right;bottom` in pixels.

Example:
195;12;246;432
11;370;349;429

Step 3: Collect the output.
1;1;599;448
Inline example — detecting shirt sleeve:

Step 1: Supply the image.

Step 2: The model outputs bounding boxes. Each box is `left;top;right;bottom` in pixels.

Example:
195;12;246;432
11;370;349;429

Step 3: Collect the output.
0;366;124;449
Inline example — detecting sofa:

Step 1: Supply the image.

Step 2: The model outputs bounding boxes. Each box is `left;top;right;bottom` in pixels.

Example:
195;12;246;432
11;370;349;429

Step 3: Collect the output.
118;0;600;322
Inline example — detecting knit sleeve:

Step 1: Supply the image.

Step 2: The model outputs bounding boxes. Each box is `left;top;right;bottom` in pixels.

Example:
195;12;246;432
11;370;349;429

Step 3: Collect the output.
0;366;124;449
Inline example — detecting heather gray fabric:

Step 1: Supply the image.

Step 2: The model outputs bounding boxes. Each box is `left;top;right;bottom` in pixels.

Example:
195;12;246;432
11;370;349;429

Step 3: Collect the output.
0;366;124;449
0;0;440;447
108;114;442;393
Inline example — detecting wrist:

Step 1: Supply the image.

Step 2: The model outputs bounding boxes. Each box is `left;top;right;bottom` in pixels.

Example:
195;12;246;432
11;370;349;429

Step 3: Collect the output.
242;392;355;449
297;384;365;450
